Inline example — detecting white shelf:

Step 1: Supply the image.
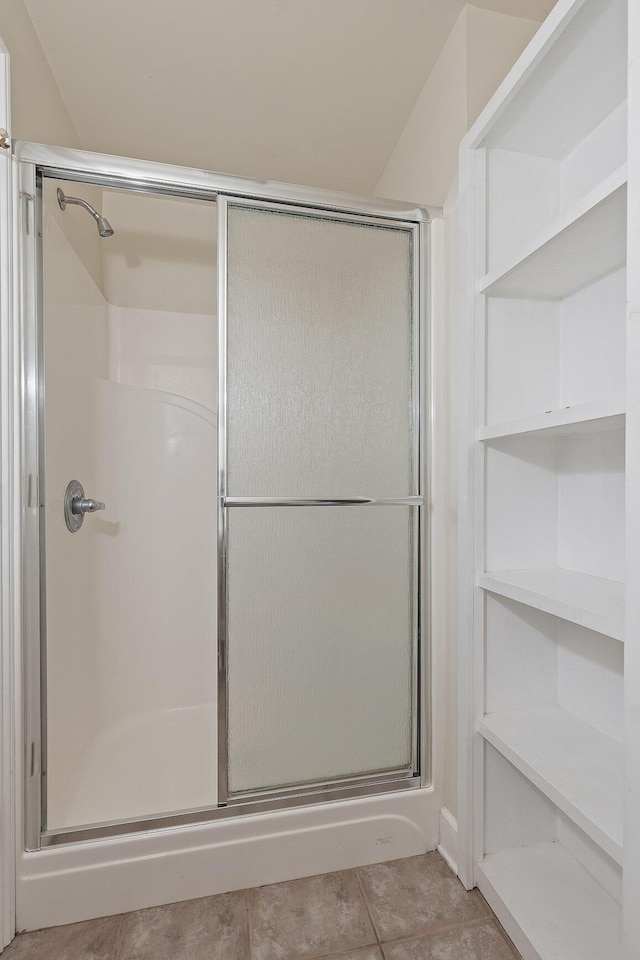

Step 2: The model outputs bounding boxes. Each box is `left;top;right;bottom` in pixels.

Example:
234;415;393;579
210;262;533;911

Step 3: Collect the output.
479;166;627;300
479;568;624;641
479;706;623;863
478;842;622;960
478;400;625;442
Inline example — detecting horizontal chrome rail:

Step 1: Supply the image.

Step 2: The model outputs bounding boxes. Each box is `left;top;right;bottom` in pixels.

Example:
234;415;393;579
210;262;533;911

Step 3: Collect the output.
223;497;424;507
40;775;421;847
14;142;441;223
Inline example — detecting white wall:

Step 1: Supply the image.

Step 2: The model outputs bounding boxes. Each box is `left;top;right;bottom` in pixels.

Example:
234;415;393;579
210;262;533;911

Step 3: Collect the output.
375;10;468;209
465;5;546;130
0;2;106;289
376;5;540;209
0;0;78;148
375;4;542;823
101;192;217;314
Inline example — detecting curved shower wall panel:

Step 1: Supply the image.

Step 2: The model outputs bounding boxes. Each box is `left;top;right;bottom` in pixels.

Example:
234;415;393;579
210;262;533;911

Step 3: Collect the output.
49;379;218;829
107;305;217;410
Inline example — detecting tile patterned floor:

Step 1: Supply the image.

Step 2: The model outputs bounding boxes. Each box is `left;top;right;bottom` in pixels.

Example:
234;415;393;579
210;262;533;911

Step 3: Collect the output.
4;852;521;960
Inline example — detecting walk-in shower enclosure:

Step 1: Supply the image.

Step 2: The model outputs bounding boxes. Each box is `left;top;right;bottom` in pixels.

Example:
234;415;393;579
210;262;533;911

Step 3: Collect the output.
10;142;434;926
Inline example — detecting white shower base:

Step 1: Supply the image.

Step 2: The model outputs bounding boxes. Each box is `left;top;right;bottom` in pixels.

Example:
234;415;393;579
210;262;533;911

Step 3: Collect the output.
17;787;440;932
47;705;218;830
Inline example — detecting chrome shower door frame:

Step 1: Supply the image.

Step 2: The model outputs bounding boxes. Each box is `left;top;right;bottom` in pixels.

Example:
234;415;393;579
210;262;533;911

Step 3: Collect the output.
14;141;435;849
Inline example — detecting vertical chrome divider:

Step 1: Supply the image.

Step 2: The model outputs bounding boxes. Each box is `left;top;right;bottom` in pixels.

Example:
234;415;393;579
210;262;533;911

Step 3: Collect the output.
20;162;43;850
35;172;48;835
216;196;229;805
410;221;422;779
419;218;432;787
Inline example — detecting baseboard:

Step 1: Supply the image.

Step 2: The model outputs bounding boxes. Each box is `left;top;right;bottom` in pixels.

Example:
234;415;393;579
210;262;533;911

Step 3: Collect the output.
437;806;458;875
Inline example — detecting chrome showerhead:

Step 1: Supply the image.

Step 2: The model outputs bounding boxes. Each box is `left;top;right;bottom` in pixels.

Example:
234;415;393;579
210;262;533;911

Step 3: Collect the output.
95;216;115;238
56;187;115;238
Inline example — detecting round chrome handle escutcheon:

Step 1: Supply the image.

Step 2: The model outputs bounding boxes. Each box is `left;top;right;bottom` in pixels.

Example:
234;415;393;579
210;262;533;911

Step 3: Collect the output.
64;480;106;533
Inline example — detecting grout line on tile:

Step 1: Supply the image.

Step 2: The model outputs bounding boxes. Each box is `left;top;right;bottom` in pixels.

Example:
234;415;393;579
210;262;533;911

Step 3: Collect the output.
353;867;383;944
289;942;382;960
379;915;495;950
243;888;254;960
111;914;128;960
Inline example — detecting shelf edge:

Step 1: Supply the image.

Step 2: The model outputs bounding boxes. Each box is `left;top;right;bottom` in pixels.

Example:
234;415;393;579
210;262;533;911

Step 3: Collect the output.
478;715;623;865
478;164;628;297
477;404;625;442
478;572;624;642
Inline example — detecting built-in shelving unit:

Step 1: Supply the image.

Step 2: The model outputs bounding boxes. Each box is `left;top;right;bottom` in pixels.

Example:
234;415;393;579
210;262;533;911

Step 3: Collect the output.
459;0;628;957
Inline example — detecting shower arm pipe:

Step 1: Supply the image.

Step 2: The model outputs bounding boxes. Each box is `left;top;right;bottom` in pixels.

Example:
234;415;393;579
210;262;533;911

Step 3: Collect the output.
58;192;102;220
56;187;114;237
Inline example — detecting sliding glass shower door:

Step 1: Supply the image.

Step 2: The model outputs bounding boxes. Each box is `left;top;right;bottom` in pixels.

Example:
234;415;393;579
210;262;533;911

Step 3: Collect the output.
220;199;422;801
21;142;427;847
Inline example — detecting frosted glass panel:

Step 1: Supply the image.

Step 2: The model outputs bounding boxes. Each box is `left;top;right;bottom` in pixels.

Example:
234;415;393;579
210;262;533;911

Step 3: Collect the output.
226;205;414;497
226;506;414;795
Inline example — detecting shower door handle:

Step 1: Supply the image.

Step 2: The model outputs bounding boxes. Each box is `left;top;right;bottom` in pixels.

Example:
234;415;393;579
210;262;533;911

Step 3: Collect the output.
64;480;105;532
73;497;105;515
